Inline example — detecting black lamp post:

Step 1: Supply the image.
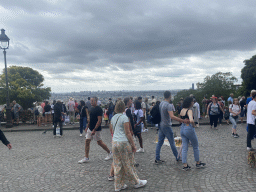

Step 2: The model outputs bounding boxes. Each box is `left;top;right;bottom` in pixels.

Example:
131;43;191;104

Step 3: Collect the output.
0;29;12;128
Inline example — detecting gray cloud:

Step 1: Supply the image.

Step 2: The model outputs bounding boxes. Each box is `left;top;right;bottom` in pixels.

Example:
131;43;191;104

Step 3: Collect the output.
0;0;255;91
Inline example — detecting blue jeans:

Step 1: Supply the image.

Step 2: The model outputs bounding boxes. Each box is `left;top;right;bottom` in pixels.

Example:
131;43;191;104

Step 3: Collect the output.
229;116;238;129
109;112;113;121
155;126;178;161
79;117;87;134
180;123;199;164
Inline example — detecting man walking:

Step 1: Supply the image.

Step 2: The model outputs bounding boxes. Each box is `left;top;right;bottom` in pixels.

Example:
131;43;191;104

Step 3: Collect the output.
78;97;112;163
155;91;189;164
228;93;234;104
68;97;75;125
138;97;147;131
85;97;92;113
108;98;115;123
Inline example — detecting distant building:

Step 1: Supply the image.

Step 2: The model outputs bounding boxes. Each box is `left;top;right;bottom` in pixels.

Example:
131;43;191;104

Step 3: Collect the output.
192;83;194;90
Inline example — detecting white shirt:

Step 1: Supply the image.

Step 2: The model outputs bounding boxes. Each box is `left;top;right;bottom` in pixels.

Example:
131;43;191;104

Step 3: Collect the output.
247;100;256;125
229;104;240;116
195;102;200;118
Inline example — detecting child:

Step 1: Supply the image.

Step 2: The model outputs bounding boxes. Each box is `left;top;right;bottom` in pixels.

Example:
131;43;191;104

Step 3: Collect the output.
224;106;230;125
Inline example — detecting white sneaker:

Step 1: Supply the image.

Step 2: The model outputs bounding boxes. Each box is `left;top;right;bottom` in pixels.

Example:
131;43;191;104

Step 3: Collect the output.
144;129;148;132
52;125;54;128
78;157;89;163
134;180;147;189
115;184;128;191
136;148;144;153
80;134;82;137
247;147;254;151
104;152;113;161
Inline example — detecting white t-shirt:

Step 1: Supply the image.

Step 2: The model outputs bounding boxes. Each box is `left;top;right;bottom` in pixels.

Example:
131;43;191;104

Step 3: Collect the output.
229;104;240;116
247;100;256;125
111;114;129;142
134;109;144;125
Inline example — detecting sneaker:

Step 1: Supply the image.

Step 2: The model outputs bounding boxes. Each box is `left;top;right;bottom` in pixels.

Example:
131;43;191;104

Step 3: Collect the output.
104;152;113;161
78;157;89;163
182;165;191;171
108;175;114;181
155;159;165;165
144;129;148;132
134;163;139;167
52;125;54;128
247;147;255;151
235;134;239;138
136;148;144;153
115;184;128;191
80;134;82;137
196;162;206;169
134;180;147;189
232;133;234;136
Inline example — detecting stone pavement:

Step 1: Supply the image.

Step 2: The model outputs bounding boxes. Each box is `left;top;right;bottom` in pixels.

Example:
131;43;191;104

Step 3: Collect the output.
1;123;256;192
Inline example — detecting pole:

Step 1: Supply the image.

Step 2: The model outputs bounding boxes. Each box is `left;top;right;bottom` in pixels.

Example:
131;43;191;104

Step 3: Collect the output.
3;49;12;128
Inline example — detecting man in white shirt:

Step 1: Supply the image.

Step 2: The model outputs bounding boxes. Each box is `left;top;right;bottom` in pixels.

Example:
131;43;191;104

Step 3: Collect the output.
247;92;256;151
138;97;147;131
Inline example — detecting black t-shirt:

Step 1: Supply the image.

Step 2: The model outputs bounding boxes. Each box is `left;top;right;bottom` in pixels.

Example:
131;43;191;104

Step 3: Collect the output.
89;106;103;131
77;105;88;118
240;99;246;110
125;108;134;131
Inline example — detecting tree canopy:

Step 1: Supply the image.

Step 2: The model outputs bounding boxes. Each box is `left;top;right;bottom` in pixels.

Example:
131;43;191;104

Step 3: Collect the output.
240;55;256;96
0;66;51;109
173;72;237;107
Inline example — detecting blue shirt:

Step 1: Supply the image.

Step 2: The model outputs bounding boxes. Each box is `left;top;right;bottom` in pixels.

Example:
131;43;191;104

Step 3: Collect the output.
227;97;233;104
246;97;252;105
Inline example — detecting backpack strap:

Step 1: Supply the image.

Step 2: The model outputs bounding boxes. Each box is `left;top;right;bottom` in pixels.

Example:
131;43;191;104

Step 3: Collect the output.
113;114;122;133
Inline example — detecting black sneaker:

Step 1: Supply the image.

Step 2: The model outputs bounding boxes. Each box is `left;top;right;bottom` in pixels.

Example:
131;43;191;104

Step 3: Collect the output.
134;163;139;167
234;134;239;138
232;133;234;137
196;162;206;169
182;165;191;171
155;159;165;165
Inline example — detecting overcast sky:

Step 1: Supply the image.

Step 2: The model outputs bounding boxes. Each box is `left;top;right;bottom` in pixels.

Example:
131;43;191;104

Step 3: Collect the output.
0;0;256;93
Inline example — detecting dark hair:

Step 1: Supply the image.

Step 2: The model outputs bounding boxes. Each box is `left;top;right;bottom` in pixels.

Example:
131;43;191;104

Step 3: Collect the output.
135;101;141;109
80;100;85;106
152;96;155;99
88;97;90;100
182;97;194;108
252;92;256;98
124;97;130;106
156;101;160;105
164;91;171;99
53;100;56;105
138;96;142;101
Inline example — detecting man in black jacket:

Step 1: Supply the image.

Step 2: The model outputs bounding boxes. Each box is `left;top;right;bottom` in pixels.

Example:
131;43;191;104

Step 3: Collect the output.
53;100;64;137
0;130;12;149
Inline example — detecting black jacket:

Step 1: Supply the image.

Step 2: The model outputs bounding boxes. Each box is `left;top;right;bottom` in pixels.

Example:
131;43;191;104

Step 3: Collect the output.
54;102;63;120
0;130;10;146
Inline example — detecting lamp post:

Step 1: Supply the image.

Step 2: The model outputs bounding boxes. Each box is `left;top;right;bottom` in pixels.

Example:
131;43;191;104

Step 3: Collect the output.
0;29;12;128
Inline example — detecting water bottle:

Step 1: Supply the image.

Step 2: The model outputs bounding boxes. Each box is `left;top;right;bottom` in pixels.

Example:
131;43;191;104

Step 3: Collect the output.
56;127;60;136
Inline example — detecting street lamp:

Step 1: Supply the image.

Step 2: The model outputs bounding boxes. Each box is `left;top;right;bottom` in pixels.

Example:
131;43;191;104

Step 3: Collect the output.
0;29;12;128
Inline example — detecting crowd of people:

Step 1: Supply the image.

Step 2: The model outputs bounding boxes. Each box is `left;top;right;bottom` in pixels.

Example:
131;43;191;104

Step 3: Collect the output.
2;90;256;191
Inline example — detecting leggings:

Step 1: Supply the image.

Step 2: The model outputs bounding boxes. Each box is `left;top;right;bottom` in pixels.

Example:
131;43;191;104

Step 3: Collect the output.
210;115;218;127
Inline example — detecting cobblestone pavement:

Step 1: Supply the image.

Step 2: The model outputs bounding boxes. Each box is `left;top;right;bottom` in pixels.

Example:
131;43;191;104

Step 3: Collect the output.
1;123;256;192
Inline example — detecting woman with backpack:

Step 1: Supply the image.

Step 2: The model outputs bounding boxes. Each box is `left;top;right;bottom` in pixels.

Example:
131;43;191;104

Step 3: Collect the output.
229;98;241;138
207;97;224;130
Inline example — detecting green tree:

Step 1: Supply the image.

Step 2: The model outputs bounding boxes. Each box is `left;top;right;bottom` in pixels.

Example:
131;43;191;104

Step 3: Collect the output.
240;55;256;96
173;72;238;108
0;66;51;109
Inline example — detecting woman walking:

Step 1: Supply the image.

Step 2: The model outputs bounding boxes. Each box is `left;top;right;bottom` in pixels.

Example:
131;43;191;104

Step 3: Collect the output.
78;100;89;137
134;101;144;153
229;98;241;138
207;97;224;130
180;97;206;171
110;100;147;191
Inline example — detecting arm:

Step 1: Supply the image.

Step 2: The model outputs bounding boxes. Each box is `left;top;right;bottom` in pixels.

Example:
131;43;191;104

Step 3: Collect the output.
124;122;136;153
109;122;113;137
168;111;189;124
128;118;133;136
0;130;12;149
187;110;195;127
252;110;256;116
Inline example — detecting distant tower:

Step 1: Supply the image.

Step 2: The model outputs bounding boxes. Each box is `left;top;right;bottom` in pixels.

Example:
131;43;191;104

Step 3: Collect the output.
192;83;194;90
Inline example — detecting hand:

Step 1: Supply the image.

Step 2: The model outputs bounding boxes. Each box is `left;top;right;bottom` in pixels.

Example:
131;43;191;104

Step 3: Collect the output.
184;119;190;124
7;143;12;150
91;130;96;135
131;145;136;153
